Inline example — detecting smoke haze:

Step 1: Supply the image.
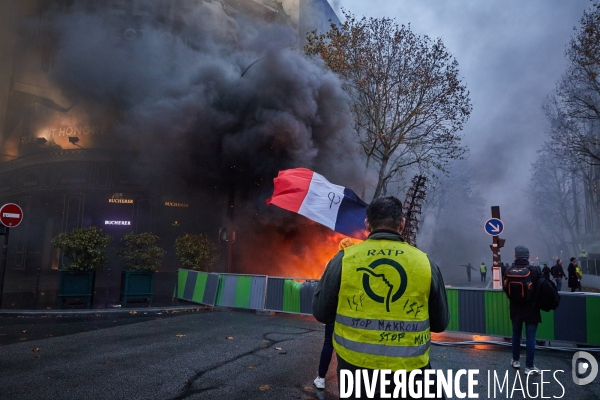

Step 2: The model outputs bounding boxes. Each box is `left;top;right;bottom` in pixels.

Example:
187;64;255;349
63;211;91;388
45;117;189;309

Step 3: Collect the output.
39;1;362;276
337;0;593;280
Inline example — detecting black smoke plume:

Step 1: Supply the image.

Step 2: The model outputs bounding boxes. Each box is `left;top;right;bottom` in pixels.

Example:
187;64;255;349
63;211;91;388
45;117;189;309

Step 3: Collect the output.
42;1;360;274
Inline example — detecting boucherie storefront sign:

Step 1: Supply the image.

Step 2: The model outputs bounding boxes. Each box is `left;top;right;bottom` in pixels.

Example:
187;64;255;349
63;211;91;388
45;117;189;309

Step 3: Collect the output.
105;221;131;226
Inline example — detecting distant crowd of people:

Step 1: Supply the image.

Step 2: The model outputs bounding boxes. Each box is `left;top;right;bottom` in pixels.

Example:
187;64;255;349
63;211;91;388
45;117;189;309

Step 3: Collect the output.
461;256;584;292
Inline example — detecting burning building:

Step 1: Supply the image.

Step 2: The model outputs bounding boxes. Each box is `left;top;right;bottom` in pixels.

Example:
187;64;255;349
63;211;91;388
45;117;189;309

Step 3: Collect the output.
0;0;361;309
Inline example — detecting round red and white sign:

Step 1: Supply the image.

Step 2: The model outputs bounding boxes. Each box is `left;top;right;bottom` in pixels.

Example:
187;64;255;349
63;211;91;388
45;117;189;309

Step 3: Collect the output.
0;203;23;227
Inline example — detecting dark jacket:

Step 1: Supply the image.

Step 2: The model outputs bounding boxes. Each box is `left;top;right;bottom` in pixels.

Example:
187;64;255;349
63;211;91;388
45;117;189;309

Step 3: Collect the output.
506;259;542;323
567;263;578;288
551;263;565;279
541;265;551;280
312;230;449;332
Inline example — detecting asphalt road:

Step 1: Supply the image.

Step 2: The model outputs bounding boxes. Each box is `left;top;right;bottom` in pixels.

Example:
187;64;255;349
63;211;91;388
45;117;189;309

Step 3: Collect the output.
1;309;599;399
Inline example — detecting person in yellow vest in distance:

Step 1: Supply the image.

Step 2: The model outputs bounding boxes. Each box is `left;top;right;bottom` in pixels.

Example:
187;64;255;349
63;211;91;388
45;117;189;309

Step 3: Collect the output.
480;262;487;282
575;261;583;292
313;237;355;390
312;196;449;399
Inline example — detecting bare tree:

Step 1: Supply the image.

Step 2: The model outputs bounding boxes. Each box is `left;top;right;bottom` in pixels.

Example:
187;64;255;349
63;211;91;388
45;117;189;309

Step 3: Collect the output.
543;95;600;243
304;12;472;200
539;2;600;254
551;3;600;165
529;145;581;257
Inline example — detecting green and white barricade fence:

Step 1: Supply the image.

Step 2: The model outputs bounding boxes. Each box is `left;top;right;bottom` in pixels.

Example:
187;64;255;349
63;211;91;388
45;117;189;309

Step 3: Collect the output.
175;270;600;346
176;269;220;306
264;277;318;314
445;287;600;346
215;274;268;309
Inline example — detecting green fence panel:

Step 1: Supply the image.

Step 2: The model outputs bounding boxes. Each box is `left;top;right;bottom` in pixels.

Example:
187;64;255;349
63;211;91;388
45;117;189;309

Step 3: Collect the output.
283;279;301;313
215;275;225;306
485;291;511;336
537;309;554;341
192;272;207;303
447;289;459;331
235;276;253;308
586;296;600;345
177;269;188;298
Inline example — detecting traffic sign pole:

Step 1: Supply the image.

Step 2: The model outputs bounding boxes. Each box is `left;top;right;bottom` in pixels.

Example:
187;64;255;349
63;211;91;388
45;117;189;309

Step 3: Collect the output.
0;226;9;308
490;206;505;290
0;203;22;308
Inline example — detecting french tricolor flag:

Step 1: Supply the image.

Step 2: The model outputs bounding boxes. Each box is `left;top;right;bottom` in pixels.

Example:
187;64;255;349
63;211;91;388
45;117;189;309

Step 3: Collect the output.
266;168;368;239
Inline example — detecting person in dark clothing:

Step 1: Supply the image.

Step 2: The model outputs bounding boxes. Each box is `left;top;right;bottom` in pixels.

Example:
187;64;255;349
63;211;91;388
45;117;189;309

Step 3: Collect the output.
567;257;579;293
313;238;355;390
506;246;542;375
313;196;449;399
461;263;476;281
550;259;565;291
541;264;551;280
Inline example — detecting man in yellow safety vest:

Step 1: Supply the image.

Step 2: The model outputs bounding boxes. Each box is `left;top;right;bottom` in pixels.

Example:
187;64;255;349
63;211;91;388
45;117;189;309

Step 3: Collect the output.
313;196;449;398
480;262;487;282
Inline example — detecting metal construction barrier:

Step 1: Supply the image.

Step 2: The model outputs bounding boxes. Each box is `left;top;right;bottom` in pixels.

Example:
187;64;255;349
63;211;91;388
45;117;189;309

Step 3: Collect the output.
175;270;600;345
446;287;600;345
177;269;220;306
264;277;318;314
215;274;267;309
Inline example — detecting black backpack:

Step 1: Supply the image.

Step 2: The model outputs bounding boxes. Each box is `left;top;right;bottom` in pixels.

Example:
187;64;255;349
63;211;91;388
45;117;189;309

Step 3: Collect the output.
534;277;561;312
503;265;534;304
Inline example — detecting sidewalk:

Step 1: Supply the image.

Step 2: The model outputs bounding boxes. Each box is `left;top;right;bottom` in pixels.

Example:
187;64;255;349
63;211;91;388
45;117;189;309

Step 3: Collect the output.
0;304;204;316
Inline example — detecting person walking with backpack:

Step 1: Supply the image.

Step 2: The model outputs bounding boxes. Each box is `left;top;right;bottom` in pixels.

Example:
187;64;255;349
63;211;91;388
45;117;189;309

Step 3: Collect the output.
480;262;487;282
550;259;565;291
503;245;542;375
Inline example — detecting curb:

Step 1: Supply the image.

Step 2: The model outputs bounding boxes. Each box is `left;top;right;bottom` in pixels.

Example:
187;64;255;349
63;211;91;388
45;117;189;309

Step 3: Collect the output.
0;305;207;317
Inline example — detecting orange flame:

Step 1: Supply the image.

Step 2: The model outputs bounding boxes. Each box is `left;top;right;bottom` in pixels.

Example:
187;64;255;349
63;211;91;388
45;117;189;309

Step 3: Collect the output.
235;222;364;279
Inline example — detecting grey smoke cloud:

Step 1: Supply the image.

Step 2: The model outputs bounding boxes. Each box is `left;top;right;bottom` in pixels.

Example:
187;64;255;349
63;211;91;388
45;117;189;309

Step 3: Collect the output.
48;5;356;197
31;2;364;276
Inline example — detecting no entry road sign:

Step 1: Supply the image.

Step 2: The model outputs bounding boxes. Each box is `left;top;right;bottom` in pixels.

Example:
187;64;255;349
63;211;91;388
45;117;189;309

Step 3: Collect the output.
0;203;23;227
484;218;504;236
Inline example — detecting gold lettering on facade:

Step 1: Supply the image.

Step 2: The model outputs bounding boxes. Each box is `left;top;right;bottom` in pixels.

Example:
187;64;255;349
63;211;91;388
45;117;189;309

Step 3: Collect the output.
108;198;133;204
165;202;189;208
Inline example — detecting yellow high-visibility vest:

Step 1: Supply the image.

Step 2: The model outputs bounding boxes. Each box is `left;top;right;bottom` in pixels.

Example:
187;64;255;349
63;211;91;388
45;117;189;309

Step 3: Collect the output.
480;264;487;273
333;239;431;371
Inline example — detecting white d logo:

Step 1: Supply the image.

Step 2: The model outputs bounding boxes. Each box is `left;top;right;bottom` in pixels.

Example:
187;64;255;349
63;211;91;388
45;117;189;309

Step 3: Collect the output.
572;351;598;385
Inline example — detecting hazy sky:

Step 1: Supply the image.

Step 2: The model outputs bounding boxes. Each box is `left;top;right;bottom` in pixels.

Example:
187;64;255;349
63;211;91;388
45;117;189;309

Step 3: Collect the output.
329;0;591;258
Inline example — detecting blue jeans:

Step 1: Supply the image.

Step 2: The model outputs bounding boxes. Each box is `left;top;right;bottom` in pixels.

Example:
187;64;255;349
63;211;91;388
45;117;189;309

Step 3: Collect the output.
512;320;538;368
555;278;562;291
318;323;334;378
